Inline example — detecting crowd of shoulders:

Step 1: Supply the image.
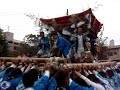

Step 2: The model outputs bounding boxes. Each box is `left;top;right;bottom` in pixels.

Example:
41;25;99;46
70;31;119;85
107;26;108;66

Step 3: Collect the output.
0;60;120;90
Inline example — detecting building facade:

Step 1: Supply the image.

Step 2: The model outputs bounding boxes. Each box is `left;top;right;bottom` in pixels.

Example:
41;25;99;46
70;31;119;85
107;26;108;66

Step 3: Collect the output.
4;32;21;51
107;45;120;60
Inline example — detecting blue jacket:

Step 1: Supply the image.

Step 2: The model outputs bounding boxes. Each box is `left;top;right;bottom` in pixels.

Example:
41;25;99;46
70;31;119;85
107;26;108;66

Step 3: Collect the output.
69;81;94;90
18;74;49;90
96;73;114;90
48;77;94;90
56;36;71;57
0;67;11;79
38;37;50;52
112;71;120;89
34;75;49;90
1;73;23;90
105;77;115;90
0;70;5;79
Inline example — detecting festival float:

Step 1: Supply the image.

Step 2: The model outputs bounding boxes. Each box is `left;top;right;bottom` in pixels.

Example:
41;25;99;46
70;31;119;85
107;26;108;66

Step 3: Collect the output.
0;8;118;69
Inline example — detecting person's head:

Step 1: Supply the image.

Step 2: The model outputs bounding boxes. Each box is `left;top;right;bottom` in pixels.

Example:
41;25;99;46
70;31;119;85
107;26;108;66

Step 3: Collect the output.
115;69;120;74
51;32;58;40
49;67;59;79
22;72;34;88
54;69;70;88
98;71;107;78
85;51;91;58
28;69;38;81
86;38;91;49
84;51;94;63
12;61;19;67
118;66;120;69
87;74;101;84
2;61;7;65
70;72;90;87
11;68;22;79
5;67;14;76
40;32;45;38
77;27;83;35
106;70;114;78
94;43;100;54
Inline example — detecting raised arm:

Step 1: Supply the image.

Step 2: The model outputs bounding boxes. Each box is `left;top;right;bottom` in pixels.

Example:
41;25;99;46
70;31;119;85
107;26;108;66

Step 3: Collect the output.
74;71;105;90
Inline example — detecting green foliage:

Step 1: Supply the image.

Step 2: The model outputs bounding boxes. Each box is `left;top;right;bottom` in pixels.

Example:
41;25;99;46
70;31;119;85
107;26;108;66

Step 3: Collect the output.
23;34;38;46
16;42;38;57
0;28;8;56
8;50;20;57
8;34;39;57
97;30;108;46
98;46;108;60
97;30;108;60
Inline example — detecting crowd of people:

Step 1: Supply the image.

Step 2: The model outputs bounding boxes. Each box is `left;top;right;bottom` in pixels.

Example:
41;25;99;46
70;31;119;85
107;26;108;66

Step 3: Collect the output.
37;26;100;63
0;19;117;90
0;60;120;90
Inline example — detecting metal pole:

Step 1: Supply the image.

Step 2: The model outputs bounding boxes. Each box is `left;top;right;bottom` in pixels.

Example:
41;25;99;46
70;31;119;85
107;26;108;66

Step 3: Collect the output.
66;9;69;15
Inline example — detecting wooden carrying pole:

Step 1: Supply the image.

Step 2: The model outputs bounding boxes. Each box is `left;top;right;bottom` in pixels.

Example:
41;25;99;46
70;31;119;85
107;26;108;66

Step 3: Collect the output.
65;62;116;70
67;62;115;67
0;57;66;63
0;57;117;69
